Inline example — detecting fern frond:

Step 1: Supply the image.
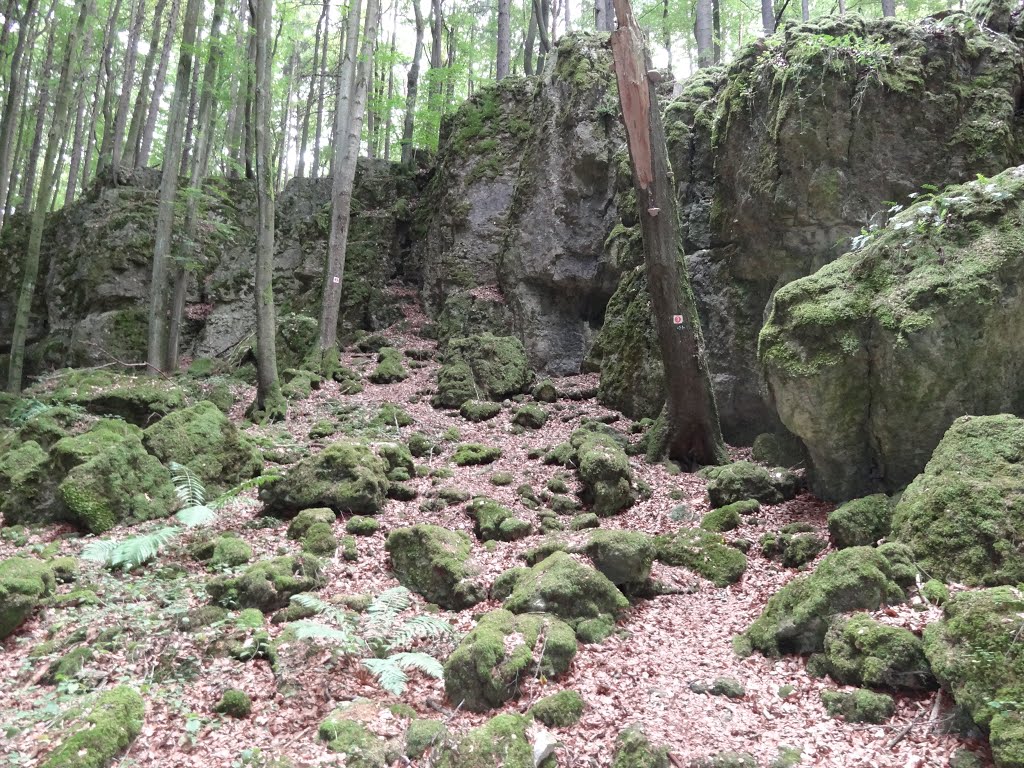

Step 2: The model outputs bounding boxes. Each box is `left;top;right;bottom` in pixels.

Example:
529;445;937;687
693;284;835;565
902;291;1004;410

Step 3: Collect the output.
80;539;120;564
387;615;457;651
366;586;411;629
361;657;410;695
211;474;280;509
169;462;206;507
388;651;445;680
292;620;364;653
290;593;332;614
84;527;183;570
175;505;216;527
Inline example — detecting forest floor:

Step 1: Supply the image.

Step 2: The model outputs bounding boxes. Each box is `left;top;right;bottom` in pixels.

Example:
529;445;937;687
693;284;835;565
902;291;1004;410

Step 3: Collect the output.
0;288;988;768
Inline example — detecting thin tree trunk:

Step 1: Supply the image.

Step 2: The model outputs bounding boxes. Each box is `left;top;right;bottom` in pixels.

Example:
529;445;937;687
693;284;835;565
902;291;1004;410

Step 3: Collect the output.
694;0;713;68
8;0;92;392
251;0;285;419
761;0;775;35
443;23;455;112
110;0;147;175
295;0;326;178
534;0;550;72
49;130;67;210
428;0;442;140
609;0;726;467
524;0;536;76
223;0;247;176
712;0;721;63
0;0;38;231
64;62;91;205
243;10;255;179
20;11;58;209
146;0;203;373
125;0;169;167
496;0;510;79
596;0;614;31
275;44;297;189
838;0;846;13
564;0;569;32
400;0;423;166
311;0;329;178
881;0;895;15
165;0;227;370
801;0;809;20
97;0;126;173
179;34;204;176
316;0;381;360
383;27;395;159
332;0;364;175
139;0;182;167
8;36;37;218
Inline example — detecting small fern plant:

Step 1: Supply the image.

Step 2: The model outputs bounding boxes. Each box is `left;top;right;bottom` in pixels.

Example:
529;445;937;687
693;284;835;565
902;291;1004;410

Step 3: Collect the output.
81;463;275;571
289;586;458;695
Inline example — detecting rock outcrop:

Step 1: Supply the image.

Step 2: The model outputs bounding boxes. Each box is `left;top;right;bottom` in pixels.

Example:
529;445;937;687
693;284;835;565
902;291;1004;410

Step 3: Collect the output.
596;13;1024;442
761;166;1024;499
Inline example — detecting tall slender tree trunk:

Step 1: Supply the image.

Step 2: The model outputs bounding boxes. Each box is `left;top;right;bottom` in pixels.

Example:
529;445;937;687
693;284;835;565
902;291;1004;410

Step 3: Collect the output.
383;27;395;159
139;0;182;167
125;0;170;167
19;12;58;209
694;0;713;68
801;0;809;20
761;0;775;35
64;33;93;207
310;0;329;178
881;0;895;15
400;0;423;166
110;0;147;175
242;12;255;179
534;0;550;72
251;0;285;419
496;0;510;79
97;0;126;173
275;45;297;189
443;23;456;111
0;0;38;231
595;0;613;31
316;0;381;361
165;0;227;370
838;0;846;14
524;0;536;75
712;0;721;63
427;0;442;140
223;0;247;176
179;36;204;176
8;0;92;392
295;1;326;179
609;0;726;467
7;39;36;218
146;0;203;373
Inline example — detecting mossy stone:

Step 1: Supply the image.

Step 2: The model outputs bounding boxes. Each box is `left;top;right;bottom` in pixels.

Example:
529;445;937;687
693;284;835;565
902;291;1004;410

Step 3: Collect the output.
828;494;894;549
460;400;502;422
206;555;325;612
570;512;600;530
468;497;531;542
318;716;389;768
215;689;252;718
50;419;142;474
0;439;51;525
58;434;177;533
210;537;253;568
575;429;632;516
260;441;389;517
512;404;548;429
444;334;532;401
704;461;798;508
655;529;747;587
377;441;414;482
302;521;339;555
405;719;447;759
66;375;187;427
760;531;827;569
346;516;380;536
39;686;144;768
611;725;670;768
0;556;55;638
582;529;656;586
820;688;895;723
369;347;409;384
443;609;577;712
710;677;746;698
503;551;628;630
529;690;584;727
374;402;414;428
823;613;934;690
386;525;485;610
742;546;912;656
407;432;438;457
452;443;502;466
491;567;530;601
532;380;558;402
287;508;336;539
434;713;551;768
701;506;741;532
433;361;478;409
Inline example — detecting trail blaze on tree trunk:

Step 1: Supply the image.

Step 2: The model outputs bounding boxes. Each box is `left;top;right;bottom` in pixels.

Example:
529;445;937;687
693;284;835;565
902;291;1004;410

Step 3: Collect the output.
610;0;727;468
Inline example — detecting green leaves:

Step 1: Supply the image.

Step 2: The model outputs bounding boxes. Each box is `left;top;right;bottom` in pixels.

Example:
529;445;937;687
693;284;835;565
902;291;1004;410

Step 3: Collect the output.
361;652;444;695
81;526;183;570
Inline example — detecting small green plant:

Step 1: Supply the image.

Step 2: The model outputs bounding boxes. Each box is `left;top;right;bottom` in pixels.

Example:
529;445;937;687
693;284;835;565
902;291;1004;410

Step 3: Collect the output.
289;586;457;695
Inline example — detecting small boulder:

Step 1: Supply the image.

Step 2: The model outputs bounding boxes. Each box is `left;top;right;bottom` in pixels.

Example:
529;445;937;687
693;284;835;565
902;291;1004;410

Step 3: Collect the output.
0;440;51;525
443;609;577;711
704;461;799;508
287;508;336;539
828;494;894;549
611;725;670;768
206;555;325;612
460;400;502;422
655;529;747;587
452;443;502;466
260;441;389;517
0;557;55;638
433;713;551;768
386;525;485;610
575;430;633;516
760;527;827;569
369;347;409;384
820;688;895;724
823;613;934;690
39;686;144;768
468;497;531;542
529;690;584;727
582;529;656;586
512;403;548;429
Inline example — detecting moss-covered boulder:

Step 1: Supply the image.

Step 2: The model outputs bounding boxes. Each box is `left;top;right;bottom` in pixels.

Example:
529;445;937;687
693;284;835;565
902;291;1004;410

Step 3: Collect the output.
467;497;531;542
760;166;1024;500
318;715;390;768
575;429;633;516
512;403;548;429
891;415;1024;586
821;614;933;692
40;686;144;768
369;347;409;384
0;439;51;525
143;401;262;492
405;719;448;759
820;688;895;724
582;529;656;586
704;461;798;508
443;609;577;711
57;434;177;533
827;494;894;549
260;441;389;517
50;419;142;474
286;507;336;539
751;431;808;469
529;690;585;728
65;375;187;426
452;443;502;466
759;527;827;569
435;334;532;408
301;521;338;555
0;556;55;638
741;545;914;656
377;441;414;482
193;535;253;568
434;713;553;768
611;725;670;768
215;689;252;718
460;400;502;422
386;525;485;610
206;555;325;612
655;529;747;587
700;506;742;533
923;586;1024;767
503;551;628;637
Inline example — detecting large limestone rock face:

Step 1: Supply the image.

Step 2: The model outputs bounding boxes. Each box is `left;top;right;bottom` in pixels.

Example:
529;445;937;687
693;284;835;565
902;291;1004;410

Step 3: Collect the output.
760;167;1024;499
596;13;1024;442
416;33;625;373
0;162;405;377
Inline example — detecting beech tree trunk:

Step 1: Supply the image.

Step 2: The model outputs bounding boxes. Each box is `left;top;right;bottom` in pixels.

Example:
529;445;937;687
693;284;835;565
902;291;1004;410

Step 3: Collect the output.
761;0;775;35
19;9;57;209
524;0;536;75
310;0;329;178
694;0;713;68
97;0;126;173
595;0;613;32
139;0;182;166
0;0;37;231
383;27;395;159
534;0;550;73
146;0;203;372
881;0;895;16
316;0;381;362
609;0;726;467
400;0;424;166
496;0;510;79
295;0;326;178
111;0;147;175
124;0;169;167
8;0;92;392
251;0;285;419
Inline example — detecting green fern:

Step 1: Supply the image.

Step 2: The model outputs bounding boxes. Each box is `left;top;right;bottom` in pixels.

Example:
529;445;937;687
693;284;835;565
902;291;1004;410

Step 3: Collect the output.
361;653;444;694
292;620;365;654
169;462;206;507
387;615;458;651
81;526;182;570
